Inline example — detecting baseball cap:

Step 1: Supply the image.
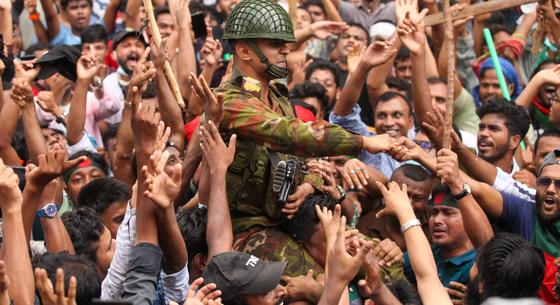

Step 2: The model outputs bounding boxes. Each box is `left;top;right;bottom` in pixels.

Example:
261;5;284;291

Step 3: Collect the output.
36;45;81;82
112;30;148;50
538;149;560;176
202;251;286;301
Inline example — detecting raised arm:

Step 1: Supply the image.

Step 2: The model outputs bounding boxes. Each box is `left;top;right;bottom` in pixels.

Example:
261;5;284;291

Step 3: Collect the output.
365;39;400;109
38;179;75;254
334;40;396;116
172;0;196;99
39;0;61;40
516;65;560;109
199;121;236;261
24;0;49;43
321;0;342;21
104;0;121;34
538;0;560;45
375;181;452;305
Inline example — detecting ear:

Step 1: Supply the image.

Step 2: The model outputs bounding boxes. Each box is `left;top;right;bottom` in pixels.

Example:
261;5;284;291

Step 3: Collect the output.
509;134;521;150
508;83;515;95
194;253;207;271
234;42;253;62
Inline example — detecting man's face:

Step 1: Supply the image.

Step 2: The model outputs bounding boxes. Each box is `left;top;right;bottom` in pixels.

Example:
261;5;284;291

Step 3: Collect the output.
82;41;108;64
392;173;433;225
537;63;557;107
301;96;323;119
156;13;176;39
477;114;511;163
429;205;469;248
395;58;412;82
307;5;326;22
64;0;91;31
326;155;351;182
429;82;447;113
115;36;146;75
374;97;413;138
42;128;68;151
478;69;512;103
295;8;312;31
250;39;289;80
66;167;106;203
309;69;338;106
246;285;287;305
336;26;368;60
95;225;116;278
100;200;127;239
536;164;560;223
164;146;183;176
534;136;560;170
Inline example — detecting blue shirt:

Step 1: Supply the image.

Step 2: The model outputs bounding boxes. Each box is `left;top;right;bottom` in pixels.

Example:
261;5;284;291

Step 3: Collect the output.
403;246;476;287
329;105;414;178
496;191;536;241
51;16;103;46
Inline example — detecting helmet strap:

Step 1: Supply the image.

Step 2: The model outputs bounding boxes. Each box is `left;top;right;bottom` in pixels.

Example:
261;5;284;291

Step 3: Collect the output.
248;41;289;79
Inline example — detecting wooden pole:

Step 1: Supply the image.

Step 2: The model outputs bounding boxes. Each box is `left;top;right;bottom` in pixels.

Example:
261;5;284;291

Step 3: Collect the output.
424;0;537;27
143;0;186;109
442;0;455;150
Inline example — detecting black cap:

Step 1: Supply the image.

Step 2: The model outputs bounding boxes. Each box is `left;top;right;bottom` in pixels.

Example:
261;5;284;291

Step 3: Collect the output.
202;251;286;301
36;45;81;82
112;30;148;50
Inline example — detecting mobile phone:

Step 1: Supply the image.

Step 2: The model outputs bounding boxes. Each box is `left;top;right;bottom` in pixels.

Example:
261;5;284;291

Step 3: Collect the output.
91;299;132;305
191;12;207;39
9;166;26;192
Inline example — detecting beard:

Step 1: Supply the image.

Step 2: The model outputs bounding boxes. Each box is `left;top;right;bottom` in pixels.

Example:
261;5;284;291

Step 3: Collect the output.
464;276;483;305
117;52;140;76
536;192;560;224
478;141;509;163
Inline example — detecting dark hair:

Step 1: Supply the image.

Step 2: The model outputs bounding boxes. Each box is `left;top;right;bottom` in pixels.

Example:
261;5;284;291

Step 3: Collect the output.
154;5;171;19
291;81;329;113
396;46;411;62
474;233;545;301
476;98;530;138
375;91;413;116
391;164;431;182
427;76;447;86
33;252;101;305
177;207;208;265
345;22;371;45
534;129;560;156
61;207;105;264
24;42;52;56
386;77;412;101
61;0;92;10
77;177;131;214
305;60;341;87
302;0;325;14
386;279;421;305
141;81;157;99
81;24;108;44
283;195;337;244
68;151;109;175
102;123;120;150
531;58;560;79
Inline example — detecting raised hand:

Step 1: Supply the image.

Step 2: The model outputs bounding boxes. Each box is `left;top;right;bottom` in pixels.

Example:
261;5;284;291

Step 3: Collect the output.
26;150;86;187
184;278;222;305
200;28;224;70
190;73;224;125
372;238;402;267
347;43;365;74
36;91;63;117
170;0;191;29
375;181;415;223
315;204;343;251
360;39;396;69
341;159;370;191
132;102;161;155
447;281;467;305
24;0;37;14
35;268;77;305
129;47;156;91
14;59;41;82
397;9;429;55
142;149;182;210
282;270;323;303
358;252;382;298
0;158;23;213
310;21;348;40
76;53;101;82
535;65;560;86
387;137;418;162
10;77;35;107
200;120;236;174
395;0;420;24
435;148;464;194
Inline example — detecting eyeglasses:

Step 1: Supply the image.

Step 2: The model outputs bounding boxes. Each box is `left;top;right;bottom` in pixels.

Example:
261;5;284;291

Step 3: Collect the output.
414;140;432;151
536;177;560;189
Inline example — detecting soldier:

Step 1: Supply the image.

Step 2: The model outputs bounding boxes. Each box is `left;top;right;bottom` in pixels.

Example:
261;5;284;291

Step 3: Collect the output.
191;0;401;276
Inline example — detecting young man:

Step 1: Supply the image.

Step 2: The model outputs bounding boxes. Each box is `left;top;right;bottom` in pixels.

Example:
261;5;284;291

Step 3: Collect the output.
305;60;341;118
41;0;99;45
291;81;329;120
63;151;109;206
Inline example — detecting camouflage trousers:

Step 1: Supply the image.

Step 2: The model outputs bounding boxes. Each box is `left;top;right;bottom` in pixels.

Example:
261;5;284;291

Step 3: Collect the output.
233;226;323;277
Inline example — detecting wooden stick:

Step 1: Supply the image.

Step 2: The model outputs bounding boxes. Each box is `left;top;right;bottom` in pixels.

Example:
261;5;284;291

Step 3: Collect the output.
442;0;455;150
425;0;537;27
143;0;186;109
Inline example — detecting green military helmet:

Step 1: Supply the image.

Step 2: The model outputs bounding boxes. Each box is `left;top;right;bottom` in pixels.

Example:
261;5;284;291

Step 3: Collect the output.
223;0;296;42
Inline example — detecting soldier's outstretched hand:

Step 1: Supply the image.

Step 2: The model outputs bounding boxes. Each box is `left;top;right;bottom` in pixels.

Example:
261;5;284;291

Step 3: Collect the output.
190;73;224;125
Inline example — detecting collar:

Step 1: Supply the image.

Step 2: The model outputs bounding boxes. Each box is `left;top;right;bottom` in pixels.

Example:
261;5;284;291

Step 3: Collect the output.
433;246;476;266
230;68;290;99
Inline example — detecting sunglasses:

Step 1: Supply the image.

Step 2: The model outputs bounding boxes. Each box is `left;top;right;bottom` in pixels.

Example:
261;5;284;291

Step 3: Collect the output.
536;177;560;189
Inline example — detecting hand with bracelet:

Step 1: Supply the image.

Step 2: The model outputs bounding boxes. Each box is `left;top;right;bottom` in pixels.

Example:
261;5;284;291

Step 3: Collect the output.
375;181;420;234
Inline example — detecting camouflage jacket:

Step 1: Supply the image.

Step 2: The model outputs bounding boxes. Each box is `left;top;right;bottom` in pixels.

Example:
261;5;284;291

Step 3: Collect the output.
215;71;363;233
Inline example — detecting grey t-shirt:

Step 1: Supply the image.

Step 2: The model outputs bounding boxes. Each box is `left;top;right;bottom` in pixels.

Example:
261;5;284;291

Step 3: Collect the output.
338;0;397;30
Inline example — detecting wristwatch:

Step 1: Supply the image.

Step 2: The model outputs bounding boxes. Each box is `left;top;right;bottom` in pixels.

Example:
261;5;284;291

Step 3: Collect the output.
36;203;61;218
453;183;472;201
336;185;346;203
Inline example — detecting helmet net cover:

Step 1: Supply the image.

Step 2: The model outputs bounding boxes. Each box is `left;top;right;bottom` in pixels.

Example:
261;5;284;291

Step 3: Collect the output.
223;0;296;42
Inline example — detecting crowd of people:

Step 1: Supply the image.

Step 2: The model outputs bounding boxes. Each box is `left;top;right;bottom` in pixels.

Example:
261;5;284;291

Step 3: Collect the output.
0;0;559;303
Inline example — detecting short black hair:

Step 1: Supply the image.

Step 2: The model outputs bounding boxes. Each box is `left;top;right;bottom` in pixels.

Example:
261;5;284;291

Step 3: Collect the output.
68;150;109;175
392;164;432;182
386;77;412;101
291;81;329;113
283;195;337;244
81;24;108;44
427;76;447;86
61;207;105;264
141;81;157;99
305;59;341;87
24;42;52;56
473;233;545;301
154;5;171;19
177;207;208;265
386;279;421;305
302;0;325;14
77;177;130;215
477;98;530;138
33;252;101;305
375;91;413;117
345;22;371;45
61;0;92;10
396;46;411;62
534;129;560;156
102;123;120;150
